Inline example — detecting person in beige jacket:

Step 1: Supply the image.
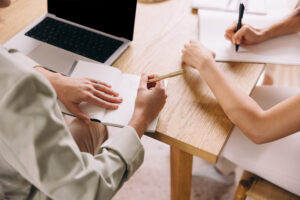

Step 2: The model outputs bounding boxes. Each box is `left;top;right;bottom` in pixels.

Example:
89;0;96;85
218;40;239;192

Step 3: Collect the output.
0;1;167;199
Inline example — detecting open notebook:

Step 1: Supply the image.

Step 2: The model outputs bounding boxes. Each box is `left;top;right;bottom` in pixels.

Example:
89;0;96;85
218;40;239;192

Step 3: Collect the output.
58;60;160;132
198;10;300;65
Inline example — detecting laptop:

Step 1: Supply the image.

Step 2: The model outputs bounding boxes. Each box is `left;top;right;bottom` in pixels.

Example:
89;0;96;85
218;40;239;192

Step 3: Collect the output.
4;0;137;75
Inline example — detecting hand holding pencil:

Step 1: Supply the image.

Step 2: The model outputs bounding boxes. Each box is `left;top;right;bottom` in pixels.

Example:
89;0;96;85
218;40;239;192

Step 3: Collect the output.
148;69;185;83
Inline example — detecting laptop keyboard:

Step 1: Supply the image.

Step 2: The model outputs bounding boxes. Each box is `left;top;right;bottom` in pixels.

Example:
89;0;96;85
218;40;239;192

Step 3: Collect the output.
25;17;124;63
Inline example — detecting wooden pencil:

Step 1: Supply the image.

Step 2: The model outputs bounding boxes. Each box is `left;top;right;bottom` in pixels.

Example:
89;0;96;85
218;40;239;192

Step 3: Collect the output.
148;69;185;83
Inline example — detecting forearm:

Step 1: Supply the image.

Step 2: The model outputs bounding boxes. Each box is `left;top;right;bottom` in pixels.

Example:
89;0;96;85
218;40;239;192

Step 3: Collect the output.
128;112;149;138
198;61;265;142
34;66;63;92
263;8;300;39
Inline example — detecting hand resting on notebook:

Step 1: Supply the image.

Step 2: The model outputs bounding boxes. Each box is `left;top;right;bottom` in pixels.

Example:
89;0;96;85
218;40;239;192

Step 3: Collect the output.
225;8;300;46
35;66;123;123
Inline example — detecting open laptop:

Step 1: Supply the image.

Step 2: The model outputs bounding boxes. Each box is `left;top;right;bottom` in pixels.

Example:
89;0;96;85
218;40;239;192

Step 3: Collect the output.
4;0;137;75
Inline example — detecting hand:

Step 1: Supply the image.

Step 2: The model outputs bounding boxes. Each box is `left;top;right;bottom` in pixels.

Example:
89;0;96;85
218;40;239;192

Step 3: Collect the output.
129;74;167;137
52;75;122;124
181;40;216;71
225;22;267;45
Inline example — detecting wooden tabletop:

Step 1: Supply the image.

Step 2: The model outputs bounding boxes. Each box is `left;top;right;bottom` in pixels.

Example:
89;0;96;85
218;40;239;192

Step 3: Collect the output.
115;0;264;163
0;0;264;164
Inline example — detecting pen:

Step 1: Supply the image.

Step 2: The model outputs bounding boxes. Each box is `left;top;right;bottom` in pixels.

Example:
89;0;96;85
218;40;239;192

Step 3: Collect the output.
148;69;185;83
235;3;245;52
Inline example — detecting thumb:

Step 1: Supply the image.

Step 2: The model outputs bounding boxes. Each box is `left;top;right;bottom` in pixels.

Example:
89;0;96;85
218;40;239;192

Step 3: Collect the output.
66;103;91;124
233;26;249;45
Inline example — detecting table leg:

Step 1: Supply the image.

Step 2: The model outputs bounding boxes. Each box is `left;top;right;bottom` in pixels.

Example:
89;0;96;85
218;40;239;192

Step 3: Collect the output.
170;146;193;200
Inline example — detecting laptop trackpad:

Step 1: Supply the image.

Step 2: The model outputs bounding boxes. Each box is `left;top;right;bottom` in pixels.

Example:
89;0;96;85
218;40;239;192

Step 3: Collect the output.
28;44;77;75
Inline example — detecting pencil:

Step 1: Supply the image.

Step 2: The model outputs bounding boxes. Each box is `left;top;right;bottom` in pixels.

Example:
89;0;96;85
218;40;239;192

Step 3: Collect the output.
148;69;185;83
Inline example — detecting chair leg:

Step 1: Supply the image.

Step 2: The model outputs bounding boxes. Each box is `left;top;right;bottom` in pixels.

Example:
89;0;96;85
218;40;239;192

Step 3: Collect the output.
234;171;255;200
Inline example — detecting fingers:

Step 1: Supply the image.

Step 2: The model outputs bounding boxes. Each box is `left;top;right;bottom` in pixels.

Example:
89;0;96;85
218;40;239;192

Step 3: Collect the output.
156;79;165;89
146;74;157;89
93;90;123;104
233;26;249;45
66;104;91;124
88;78;112;88
80;78;122;109
93;83;119;97
148;74;165;91
139;73;148;89
86;94;119;110
225;22;238;43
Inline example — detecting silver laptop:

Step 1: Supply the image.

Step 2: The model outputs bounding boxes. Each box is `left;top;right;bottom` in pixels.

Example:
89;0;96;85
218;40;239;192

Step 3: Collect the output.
5;0;137;75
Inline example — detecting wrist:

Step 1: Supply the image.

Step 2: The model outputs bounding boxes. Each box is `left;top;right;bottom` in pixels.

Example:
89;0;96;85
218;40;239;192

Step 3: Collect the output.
128;111;150;138
35;66;64;85
35;66;65;96
196;58;216;74
48;73;64;89
260;27;273;41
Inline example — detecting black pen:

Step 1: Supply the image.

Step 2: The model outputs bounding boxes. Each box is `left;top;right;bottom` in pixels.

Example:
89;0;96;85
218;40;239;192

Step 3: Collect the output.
235;3;245;52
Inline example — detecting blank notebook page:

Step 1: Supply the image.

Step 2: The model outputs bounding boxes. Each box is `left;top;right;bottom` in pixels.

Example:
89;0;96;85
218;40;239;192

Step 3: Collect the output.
198;10;300;65
71;61;122;119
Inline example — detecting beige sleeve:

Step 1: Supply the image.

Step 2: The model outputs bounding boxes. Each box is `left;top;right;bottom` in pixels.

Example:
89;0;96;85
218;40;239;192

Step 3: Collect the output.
8;49;39;68
0;70;144;200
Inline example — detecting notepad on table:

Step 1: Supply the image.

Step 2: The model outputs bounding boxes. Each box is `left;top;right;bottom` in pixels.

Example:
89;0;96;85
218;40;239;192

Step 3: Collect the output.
198;10;300;65
58;60;161;132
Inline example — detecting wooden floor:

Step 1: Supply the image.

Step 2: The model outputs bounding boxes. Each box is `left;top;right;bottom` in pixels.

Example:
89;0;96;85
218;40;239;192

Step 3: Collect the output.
266;64;300;87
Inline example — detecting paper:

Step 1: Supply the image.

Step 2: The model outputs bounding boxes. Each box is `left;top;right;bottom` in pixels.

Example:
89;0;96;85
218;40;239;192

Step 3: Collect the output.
191;0;267;15
198;10;300;65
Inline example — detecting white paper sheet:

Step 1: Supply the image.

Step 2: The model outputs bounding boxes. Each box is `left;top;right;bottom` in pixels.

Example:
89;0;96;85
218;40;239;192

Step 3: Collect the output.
198;10;300;65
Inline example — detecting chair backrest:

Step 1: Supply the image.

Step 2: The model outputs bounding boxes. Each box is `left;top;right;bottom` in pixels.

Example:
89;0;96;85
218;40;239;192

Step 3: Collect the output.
234;171;300;200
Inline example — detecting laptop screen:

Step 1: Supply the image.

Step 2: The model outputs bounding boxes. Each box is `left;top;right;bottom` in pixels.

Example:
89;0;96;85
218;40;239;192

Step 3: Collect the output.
48;0;137;41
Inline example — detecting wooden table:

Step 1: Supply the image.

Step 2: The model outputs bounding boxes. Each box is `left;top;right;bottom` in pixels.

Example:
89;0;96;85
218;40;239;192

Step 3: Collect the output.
0;0;264;199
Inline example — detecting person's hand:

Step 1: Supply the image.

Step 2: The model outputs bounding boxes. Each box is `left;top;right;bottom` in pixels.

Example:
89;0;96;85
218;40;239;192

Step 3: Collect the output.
181;40;216;71
225;22;267;45
52;75;122;124
129;74;167;137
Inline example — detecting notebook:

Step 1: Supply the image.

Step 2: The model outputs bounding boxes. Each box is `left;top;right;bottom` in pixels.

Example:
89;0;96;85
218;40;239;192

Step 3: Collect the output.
198;10;300;65
58;60;161;132
191;0;267;15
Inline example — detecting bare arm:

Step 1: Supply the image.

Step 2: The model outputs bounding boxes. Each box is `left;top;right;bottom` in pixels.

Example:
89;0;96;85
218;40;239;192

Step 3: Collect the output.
182;41;300;144
264;8;300;39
